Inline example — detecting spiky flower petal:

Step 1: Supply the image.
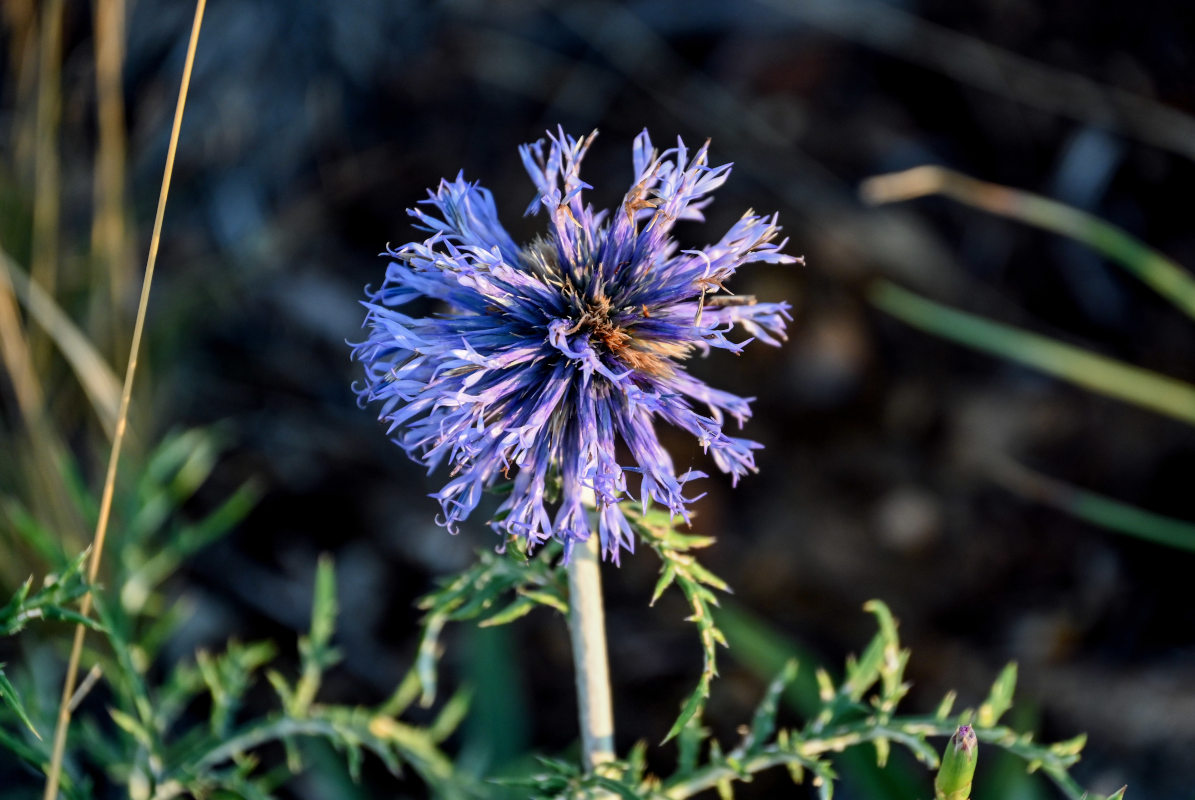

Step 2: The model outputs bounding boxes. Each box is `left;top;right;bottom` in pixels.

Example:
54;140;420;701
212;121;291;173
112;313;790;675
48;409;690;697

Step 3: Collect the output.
353;129;799;561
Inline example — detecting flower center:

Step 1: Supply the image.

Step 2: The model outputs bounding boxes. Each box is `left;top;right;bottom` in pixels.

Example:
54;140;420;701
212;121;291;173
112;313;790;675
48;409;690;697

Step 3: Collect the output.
574;297;631;355
565;295;683;378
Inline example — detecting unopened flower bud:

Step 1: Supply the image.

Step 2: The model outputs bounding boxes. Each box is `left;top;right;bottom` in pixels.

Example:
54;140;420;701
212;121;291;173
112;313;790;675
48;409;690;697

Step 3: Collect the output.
935;725;978;800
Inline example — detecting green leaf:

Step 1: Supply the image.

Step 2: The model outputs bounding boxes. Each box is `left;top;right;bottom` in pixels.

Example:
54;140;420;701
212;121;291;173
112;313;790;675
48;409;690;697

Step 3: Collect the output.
650;563;677;606
378;667;421;718
630;501;729;743
977;663;1017;727
1050;733;1086;758
844;617;887;702
518;588;568;614
935;691;957;721
664;676;711;744
478;596;537;627
294;555;340;714
110;707;154;749
266;669;295;709
1;498;69;566
676;713;706;778
0;577;34;626
310;555;338;650
744;660;797;753
591;774;649;799
0;723;46;769
428;688;471;743
0;667;40;739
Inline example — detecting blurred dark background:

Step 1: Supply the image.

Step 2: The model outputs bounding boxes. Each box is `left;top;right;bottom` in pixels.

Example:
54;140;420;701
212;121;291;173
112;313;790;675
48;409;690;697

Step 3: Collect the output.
4;0;1195;797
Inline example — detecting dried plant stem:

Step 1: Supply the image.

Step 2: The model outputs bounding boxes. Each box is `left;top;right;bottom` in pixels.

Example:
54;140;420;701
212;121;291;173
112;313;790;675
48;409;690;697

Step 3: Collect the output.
92;0;132;354
0;258;79;553
30;0;63;367
42;2;207;797
0;249;121;436
566;533;616;775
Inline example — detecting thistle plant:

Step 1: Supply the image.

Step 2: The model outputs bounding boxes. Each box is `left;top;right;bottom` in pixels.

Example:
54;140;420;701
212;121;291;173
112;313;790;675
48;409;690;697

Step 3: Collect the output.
352;130;1124;799
353;128;797;773
0;0;1145;795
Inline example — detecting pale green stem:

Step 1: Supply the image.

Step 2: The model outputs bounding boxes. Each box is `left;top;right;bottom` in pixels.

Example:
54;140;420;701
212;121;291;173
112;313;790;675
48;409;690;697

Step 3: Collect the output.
566;532;616;774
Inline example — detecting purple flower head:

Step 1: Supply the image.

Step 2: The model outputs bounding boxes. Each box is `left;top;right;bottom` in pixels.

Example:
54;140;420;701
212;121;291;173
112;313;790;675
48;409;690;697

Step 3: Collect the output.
353;129;800;562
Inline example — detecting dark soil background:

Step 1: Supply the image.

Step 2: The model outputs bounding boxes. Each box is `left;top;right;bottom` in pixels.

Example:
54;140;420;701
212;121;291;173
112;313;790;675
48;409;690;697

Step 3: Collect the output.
5;0;1195;797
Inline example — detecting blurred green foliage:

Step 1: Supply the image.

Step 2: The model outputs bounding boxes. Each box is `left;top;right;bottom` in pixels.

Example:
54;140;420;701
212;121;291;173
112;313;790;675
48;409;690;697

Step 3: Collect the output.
865;166;1195;553
0;431;469;798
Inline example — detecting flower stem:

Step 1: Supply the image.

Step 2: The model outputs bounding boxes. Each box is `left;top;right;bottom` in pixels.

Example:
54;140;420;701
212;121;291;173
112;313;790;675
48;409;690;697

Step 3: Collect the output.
566;533;616;773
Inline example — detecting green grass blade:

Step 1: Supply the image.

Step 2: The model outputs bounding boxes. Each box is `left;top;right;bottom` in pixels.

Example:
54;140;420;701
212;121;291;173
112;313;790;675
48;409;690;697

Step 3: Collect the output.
990;458;1195;552
870;280;1195;426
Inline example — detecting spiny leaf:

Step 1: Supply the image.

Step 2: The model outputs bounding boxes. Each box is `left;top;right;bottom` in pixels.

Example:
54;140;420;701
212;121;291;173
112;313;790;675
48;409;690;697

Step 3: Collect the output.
519;587;568;614
653;602;1106;800
626;740;650;784
935;691;957;721
872;735;890;768
664;676;711;744
0;577;34;626
0;668;39;739
109;707;154;749
676;714;707;778
1050;733;1087;758
744;660;797;754
630;502;729;743
310;555;338;650
414;542;566;703
978;663;1017;727
477;595;537;627
650;563;677;605
842;631;884;703
590;774;650;799
428;688;471;743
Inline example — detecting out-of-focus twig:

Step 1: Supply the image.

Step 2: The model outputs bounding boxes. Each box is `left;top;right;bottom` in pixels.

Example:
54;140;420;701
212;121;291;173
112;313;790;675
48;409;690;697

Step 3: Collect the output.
756;0;1195;162
861;165;1195;322
0;249;121;437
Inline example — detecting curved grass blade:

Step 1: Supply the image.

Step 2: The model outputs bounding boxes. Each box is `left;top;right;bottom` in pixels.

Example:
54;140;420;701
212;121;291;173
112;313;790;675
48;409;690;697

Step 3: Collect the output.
870;280;1195;427
861;166;1195;321
988;456;1195;552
